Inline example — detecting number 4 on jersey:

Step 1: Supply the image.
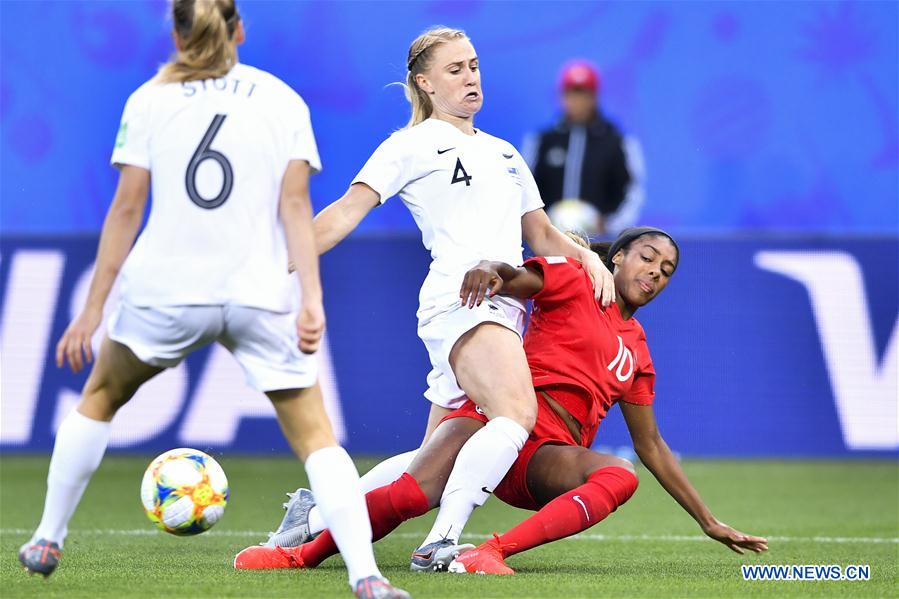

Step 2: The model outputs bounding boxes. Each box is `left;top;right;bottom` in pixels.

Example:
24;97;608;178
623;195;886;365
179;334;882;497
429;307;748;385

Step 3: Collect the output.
451;157;472;186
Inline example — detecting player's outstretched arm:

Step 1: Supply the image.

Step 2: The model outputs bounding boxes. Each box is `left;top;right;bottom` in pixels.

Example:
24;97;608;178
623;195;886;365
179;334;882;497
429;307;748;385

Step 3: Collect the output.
620;402;769;555
56;165;150;373
280;160;325;354
313;183;380;255
521;208;615;307
459;261;543;307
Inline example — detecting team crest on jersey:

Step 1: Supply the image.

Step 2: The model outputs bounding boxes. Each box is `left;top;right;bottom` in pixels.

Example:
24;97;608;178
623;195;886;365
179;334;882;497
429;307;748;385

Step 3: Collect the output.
507;166;522;186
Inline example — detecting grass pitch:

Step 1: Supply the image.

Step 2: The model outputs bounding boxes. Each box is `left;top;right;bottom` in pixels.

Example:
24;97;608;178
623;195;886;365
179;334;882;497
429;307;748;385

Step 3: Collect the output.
1;456;896;598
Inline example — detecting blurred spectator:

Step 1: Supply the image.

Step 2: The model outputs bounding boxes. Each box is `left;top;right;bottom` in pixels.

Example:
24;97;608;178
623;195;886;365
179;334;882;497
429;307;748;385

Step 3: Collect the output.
523;60;645;238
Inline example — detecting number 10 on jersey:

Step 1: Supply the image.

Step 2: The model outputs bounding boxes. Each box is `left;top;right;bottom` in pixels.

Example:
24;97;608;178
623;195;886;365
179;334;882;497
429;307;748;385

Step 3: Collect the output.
185;114;234;209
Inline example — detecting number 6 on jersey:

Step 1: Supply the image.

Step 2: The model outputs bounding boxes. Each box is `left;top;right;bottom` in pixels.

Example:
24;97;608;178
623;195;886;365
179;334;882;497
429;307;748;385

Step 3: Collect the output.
185;114;233;209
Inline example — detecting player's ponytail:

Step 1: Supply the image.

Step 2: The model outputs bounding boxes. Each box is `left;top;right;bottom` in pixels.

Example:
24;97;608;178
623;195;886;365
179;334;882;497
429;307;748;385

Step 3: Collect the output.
403;26;468;129
157;0;240;83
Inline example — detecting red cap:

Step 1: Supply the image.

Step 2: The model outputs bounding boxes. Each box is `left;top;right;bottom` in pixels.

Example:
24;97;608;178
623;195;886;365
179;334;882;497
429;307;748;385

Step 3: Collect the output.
560;60;600;93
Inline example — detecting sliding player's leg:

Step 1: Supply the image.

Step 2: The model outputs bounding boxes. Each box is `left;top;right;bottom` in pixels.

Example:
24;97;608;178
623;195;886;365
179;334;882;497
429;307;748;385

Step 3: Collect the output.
234;417;484;570
450;446;638;575
266;403;452;547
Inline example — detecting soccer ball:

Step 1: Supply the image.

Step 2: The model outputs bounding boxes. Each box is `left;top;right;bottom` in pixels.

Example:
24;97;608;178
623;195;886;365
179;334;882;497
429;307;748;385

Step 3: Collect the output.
140;448;229;536
547;198;601;235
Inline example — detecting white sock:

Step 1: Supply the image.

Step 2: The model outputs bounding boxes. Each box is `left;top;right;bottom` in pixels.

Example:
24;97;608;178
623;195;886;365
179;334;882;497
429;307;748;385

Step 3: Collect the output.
420;416;527;546
360;449;419;493
307;449;418;536
33;410;111;547
305;446;380;587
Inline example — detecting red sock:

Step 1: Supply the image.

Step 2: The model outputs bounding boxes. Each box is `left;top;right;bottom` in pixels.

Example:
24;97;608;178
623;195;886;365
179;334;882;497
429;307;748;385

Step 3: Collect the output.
299;473;429;567
496;466;638;558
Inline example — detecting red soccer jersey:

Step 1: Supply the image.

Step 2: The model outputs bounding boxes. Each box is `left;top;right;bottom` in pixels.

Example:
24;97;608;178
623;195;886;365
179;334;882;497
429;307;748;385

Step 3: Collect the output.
523;256;655;445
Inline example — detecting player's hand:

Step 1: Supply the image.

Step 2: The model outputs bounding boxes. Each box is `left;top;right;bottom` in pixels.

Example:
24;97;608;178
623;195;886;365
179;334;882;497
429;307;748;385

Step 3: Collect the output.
296;300;325;354
703;519;769;554
56;307;103;373
460;261;503;308
582;250;615;307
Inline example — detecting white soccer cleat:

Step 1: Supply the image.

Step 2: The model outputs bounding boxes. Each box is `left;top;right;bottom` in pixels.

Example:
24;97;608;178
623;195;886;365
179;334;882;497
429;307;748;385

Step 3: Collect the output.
262;488;317;547
410;538;475;572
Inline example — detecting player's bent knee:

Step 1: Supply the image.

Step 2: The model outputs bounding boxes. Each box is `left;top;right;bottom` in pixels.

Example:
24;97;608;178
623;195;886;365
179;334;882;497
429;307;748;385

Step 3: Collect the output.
489;403;535;432
612;456;637;476
514;397;538;431
485;393;537;431
517;408;537;433
415;477;445;509
589;463;640;506
619;467;639;501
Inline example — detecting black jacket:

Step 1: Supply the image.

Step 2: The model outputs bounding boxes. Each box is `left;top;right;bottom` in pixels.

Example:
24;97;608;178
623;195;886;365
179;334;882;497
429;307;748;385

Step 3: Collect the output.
529;112;631;216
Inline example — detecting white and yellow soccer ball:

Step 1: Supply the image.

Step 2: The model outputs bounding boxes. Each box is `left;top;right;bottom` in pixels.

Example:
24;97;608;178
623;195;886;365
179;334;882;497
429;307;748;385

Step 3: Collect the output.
140;448;229;536
547;198;601;236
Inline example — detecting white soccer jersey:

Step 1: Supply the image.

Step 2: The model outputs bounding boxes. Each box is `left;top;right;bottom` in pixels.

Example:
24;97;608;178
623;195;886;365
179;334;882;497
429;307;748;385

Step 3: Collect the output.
111;63;320;313
353;118;543;305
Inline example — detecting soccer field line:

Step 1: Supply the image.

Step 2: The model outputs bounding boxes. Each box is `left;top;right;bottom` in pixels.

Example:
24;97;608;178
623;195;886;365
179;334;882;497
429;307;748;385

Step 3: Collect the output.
2;528;896;544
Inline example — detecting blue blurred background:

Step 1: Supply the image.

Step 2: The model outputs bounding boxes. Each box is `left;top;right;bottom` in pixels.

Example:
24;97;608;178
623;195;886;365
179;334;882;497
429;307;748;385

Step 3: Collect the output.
3;0;896;233
1;1;896;457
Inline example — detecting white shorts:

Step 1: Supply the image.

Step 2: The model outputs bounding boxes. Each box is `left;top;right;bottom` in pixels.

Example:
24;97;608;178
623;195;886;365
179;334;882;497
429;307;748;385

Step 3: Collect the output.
107;301;317;392
417;294;526;409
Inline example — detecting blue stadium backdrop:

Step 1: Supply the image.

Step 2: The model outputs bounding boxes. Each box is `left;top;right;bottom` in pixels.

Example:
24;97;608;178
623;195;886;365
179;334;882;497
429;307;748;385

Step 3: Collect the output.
1;236;896;456
1;1;896;456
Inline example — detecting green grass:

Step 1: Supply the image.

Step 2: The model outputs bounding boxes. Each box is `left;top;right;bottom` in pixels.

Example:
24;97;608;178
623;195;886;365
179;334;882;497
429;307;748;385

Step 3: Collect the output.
2;456;897;597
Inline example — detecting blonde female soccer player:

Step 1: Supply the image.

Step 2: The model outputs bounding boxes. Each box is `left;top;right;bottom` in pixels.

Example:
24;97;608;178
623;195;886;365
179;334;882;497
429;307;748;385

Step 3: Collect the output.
280;26;615;570
18;2;407;597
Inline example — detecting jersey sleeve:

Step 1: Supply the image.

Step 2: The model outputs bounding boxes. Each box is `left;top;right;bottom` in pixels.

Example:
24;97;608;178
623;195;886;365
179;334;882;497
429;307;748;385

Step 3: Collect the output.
351;134;413;204
286;94;322;173
524;256;586;305
513;149;544;215
110;87;151;170
621;335;655;406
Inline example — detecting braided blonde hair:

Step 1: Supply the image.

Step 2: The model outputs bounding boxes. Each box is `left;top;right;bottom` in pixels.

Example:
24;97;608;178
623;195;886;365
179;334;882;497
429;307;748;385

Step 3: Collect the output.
403;26;468;128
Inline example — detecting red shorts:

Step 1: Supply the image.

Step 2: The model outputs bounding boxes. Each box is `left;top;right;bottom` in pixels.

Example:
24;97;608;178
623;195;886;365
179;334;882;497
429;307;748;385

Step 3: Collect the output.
441;390;587;511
